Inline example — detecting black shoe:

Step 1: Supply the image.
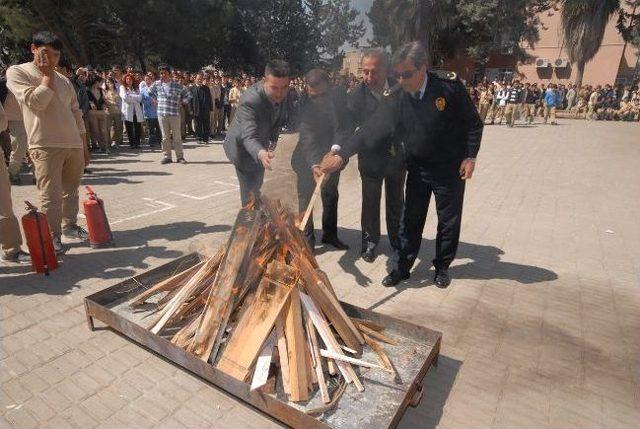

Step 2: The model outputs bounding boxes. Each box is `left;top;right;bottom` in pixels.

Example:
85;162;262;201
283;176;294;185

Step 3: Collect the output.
361;244;376;263
434;269;451;288
321;235;349;250
52;235;66;255
161;157;173;165
382;270;410;287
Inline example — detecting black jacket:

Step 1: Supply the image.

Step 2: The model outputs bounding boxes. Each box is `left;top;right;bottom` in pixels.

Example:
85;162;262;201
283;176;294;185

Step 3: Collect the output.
339;71;483;169
291;88;350;174
346;79;405;178
190;84;213;117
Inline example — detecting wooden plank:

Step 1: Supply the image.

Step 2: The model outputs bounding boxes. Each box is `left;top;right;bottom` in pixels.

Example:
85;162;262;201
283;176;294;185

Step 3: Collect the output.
356;323;397;345
284;288;310;402
305;313;330;404
250;331;276;391
299;291;353;384
319;349;389;372
275;317;291;395
149;254;220;334
295;257;364;352
216;263;293;381
350;317;384;332
363;333;398;379
189;209;263;362
130;260;206;306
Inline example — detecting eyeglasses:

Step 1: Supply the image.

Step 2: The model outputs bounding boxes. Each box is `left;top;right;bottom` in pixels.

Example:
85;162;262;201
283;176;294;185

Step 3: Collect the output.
393;69;417;80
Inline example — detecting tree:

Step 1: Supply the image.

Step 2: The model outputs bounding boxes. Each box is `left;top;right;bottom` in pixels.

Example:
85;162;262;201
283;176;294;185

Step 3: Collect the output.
561;0;621;86
617;0;640;49
306;0;366;69
368;0;550;66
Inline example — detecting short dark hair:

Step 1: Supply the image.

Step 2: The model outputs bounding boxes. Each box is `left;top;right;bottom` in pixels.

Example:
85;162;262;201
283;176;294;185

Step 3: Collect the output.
111;64;122;72
305;68;330;89
362;47;389;69
158;63;171;72
392;41;428;69
32;31;63;50
265;60;290;78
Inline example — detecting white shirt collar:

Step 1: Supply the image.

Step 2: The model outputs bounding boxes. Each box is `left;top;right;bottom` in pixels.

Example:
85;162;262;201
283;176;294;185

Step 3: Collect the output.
416;73;428;99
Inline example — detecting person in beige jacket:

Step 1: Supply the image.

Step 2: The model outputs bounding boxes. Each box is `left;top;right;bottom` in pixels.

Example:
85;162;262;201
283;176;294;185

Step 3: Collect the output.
0;99;31;263
6;31;88;254
3;90;28;183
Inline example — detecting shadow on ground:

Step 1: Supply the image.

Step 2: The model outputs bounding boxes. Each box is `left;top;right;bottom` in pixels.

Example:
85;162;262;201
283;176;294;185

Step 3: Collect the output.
398;355;463;429
0;221;231;296
313;227;557;299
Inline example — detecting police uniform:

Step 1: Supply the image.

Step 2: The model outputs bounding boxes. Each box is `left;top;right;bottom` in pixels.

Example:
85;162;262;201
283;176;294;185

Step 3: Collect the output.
337;70;483;283
346;79;406;256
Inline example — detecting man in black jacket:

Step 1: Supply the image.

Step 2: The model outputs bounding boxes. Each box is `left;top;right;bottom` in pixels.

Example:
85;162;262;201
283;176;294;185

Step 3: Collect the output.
291;69;350;250
347;48;406;263
322;41;483;288
191;73;213;144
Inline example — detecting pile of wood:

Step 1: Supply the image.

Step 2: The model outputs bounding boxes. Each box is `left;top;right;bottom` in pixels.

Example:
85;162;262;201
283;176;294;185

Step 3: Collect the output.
130;198;396;407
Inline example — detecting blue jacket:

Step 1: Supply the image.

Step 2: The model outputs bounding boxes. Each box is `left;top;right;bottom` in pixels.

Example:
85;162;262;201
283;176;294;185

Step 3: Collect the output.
140;86;158;119
544;89;557;107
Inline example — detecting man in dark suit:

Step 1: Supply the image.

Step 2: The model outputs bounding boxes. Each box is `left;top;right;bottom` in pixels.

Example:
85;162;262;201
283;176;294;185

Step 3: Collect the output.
190;72;213;144
322;42;483;288
291;69;350;250
224;60;290;205
347;48;406;263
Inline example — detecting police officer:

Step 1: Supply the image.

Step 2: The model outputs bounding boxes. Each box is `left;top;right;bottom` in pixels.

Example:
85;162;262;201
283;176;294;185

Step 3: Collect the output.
321;41;483;288
346;48;406;263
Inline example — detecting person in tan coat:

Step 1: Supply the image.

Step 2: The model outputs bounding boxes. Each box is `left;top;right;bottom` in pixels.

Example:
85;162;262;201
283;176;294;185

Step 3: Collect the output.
6;31;88;254
0;99;30;263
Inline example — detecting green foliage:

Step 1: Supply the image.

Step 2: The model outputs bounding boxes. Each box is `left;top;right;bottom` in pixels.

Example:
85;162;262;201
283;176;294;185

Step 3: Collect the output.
0;0;365;74
368;0;552;65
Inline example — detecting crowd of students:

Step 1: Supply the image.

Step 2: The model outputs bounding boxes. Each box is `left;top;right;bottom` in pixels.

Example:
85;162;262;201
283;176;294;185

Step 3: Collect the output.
465;79;640;126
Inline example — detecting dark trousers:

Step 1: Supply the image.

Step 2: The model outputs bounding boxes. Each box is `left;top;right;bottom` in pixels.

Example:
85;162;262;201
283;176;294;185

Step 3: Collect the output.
223;105;231;129
146;118;161;146
195;113;211;143
124;120;141;147
393;163;465;273
236;166;265;206
360;168;406;251
296;167;340;239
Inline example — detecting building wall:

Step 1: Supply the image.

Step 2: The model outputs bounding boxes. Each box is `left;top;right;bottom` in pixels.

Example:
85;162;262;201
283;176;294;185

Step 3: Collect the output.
517;6;639;85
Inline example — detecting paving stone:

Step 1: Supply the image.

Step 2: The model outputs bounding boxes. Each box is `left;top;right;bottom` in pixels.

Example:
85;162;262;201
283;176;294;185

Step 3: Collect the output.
1;123;639;428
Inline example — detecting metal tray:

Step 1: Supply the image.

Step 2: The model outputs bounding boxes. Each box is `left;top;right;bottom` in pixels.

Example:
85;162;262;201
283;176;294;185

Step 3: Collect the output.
84;254;442;428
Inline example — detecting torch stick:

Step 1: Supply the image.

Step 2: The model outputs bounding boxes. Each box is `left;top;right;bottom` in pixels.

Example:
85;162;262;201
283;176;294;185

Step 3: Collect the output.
299;172;326;232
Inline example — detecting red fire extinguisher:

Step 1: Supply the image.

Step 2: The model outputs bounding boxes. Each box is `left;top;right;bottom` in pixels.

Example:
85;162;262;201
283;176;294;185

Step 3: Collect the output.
21;201;58;275
83;186;115;248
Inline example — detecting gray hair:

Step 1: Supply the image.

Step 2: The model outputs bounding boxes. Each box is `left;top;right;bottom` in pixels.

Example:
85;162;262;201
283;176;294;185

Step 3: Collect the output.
392;41;428;69
361;47;389;69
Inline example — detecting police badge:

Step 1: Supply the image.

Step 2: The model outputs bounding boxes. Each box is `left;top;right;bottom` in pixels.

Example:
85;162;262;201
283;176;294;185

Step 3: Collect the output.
435;97;446;111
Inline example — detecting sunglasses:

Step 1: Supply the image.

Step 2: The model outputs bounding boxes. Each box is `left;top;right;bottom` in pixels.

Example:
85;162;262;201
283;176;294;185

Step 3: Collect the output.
393;69;417;80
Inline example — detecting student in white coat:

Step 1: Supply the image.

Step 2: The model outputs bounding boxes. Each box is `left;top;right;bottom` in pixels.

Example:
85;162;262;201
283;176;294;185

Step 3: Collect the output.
119;73;144;148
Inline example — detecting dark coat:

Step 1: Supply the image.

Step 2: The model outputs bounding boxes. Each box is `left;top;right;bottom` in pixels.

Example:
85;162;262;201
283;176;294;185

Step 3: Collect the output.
223;82;284;172
340;71;483;168
346;79;405;178
291;88;350;173
190;84;213;117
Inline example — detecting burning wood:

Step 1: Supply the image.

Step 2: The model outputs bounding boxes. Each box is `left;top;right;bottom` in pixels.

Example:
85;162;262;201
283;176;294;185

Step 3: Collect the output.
130;197;397;408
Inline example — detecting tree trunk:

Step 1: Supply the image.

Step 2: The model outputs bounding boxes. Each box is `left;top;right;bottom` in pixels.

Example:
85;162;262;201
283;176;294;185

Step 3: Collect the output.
575;61;585;87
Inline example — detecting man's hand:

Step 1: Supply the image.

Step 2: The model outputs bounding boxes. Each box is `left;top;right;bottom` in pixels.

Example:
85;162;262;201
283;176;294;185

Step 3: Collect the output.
459;158;475;180
258;149;274;170
312;165;325;184
35;48;55;88
320;152;343;174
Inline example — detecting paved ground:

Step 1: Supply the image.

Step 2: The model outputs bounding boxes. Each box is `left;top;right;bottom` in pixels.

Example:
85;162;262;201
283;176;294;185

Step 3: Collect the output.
1;119;639;428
